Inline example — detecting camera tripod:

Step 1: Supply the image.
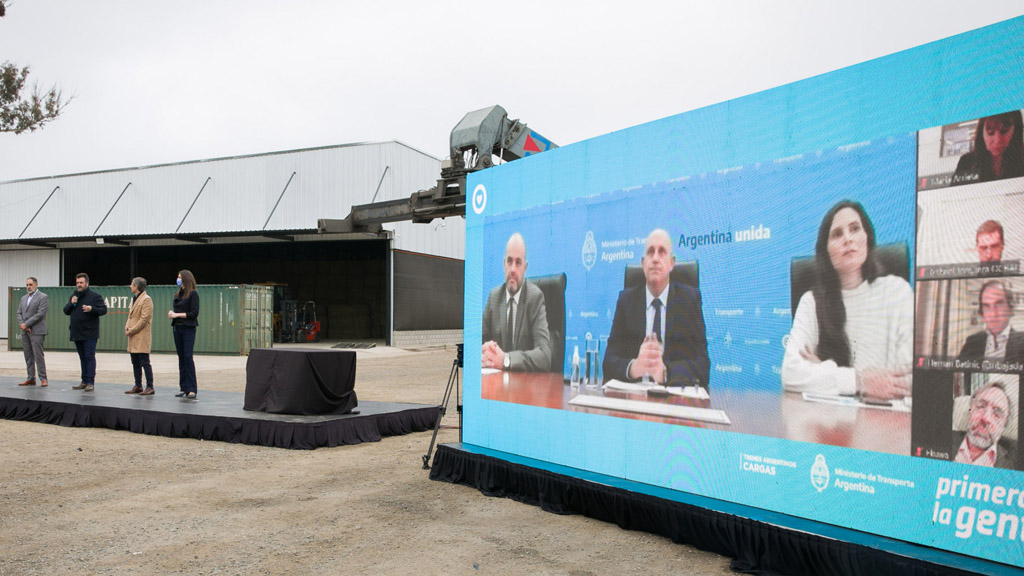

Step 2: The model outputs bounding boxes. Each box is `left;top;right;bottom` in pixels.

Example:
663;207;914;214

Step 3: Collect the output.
421;344;462;469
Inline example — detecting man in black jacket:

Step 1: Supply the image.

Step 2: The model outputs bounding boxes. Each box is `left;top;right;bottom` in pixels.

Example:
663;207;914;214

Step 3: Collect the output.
603;229;710;388
63;273;107;391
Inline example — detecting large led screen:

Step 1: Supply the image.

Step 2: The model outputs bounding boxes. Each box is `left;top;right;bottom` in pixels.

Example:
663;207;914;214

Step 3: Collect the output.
463;16;1024;567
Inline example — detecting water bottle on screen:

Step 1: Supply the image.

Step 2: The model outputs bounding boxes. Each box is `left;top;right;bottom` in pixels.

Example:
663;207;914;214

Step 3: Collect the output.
564;336;579;383
570;346;581;388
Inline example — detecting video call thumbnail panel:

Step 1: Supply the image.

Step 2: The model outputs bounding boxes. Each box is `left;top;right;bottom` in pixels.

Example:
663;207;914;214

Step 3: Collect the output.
915;180;1024;275
918;109;1024;190
912;371;1021;471
912;108;1024;471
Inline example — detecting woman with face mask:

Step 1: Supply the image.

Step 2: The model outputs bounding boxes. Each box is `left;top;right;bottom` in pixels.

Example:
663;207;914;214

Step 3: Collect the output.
168;270;200;399
124;277;155;395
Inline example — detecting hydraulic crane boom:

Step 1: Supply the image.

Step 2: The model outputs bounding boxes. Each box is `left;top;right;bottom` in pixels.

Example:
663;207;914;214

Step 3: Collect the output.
317;105;556;233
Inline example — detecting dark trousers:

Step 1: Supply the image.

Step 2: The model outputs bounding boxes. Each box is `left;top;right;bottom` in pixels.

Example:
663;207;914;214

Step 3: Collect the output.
131;353;154;388
173;325;197;393
74;339;97;384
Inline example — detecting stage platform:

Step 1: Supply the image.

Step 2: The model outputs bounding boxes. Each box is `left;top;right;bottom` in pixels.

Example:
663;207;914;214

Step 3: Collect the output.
0;376;438;450
430;443;1017;576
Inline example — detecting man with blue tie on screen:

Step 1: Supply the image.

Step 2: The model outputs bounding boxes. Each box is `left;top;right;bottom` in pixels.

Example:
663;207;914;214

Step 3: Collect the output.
603;229;710;388
481;232;552;372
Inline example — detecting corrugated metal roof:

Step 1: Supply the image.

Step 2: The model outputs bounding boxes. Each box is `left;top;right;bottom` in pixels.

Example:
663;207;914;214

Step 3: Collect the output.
0;140;440;185
0;140;446;241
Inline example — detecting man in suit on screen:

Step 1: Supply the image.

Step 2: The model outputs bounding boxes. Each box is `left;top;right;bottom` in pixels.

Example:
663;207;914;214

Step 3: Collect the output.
481;233;551;372
958;280;1024;365
603;229;710;388
953;382;1015;469
976;220;1005;264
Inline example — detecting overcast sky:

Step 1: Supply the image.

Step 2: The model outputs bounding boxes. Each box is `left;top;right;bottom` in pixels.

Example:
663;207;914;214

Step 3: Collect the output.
0;1;1022;183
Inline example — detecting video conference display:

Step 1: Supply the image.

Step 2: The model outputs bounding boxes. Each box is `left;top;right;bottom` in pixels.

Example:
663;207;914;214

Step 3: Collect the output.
479;134;919;442
463;17;1024;568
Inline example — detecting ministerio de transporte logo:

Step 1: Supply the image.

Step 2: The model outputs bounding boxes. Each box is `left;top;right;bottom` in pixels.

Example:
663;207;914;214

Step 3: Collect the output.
582;231;597;271
811;454;829;492
471;184;487;215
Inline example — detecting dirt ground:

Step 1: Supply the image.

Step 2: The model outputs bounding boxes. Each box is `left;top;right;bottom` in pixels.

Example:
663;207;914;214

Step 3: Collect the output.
0;342;736;575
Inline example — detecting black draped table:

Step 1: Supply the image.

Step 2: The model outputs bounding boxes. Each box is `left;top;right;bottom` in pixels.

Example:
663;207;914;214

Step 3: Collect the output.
244;348;358;415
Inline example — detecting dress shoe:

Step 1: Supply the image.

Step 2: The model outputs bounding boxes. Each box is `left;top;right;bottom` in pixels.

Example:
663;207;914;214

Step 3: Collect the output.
40;380;47;387
17;379;36;386
125;386;143;394
71;383;88;390
83;384;94;392
139;388;155;396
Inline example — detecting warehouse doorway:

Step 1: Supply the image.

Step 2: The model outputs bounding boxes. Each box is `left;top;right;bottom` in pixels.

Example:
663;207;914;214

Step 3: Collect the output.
62;239;389;340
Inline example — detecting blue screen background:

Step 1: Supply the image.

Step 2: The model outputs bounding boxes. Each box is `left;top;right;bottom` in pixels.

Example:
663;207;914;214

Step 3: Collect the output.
461;16;1024;566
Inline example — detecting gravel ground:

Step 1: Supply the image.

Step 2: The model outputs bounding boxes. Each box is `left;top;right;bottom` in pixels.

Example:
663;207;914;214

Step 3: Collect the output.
0;342;735;575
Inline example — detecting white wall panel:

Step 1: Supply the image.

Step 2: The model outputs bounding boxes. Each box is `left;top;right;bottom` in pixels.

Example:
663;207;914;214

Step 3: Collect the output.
0;249;59;337
388;218;465;260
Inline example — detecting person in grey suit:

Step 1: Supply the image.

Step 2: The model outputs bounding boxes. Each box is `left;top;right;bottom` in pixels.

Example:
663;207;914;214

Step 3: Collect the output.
481;233;551;372
17;277;48;387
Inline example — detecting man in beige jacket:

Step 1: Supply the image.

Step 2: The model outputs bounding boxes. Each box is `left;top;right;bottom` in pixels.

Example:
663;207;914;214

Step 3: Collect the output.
124;277;155;395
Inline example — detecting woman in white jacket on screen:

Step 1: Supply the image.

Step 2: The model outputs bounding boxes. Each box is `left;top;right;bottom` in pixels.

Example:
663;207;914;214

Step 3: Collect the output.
782;200;913;400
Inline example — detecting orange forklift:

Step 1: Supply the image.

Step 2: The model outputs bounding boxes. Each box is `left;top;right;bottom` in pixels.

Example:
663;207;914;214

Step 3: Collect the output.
280;300;321;343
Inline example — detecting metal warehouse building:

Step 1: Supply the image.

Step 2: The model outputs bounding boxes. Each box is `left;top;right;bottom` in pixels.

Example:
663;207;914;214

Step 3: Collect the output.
0;141;465;346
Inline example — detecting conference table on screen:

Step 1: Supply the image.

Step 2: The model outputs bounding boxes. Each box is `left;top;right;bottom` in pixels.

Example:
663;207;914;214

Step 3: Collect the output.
481;371;910;455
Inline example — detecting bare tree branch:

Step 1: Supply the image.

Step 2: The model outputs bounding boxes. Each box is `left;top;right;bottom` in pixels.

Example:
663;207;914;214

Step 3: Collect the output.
0;62;73;134
0;5;73;134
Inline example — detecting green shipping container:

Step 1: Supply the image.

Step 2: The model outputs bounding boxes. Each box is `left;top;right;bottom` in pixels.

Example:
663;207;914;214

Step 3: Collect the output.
7;285;273;355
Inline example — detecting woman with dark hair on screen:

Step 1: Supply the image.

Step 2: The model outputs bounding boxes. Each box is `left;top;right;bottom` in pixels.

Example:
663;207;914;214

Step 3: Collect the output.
953;110;1024;185
169;269;200;399
782;200;913;400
